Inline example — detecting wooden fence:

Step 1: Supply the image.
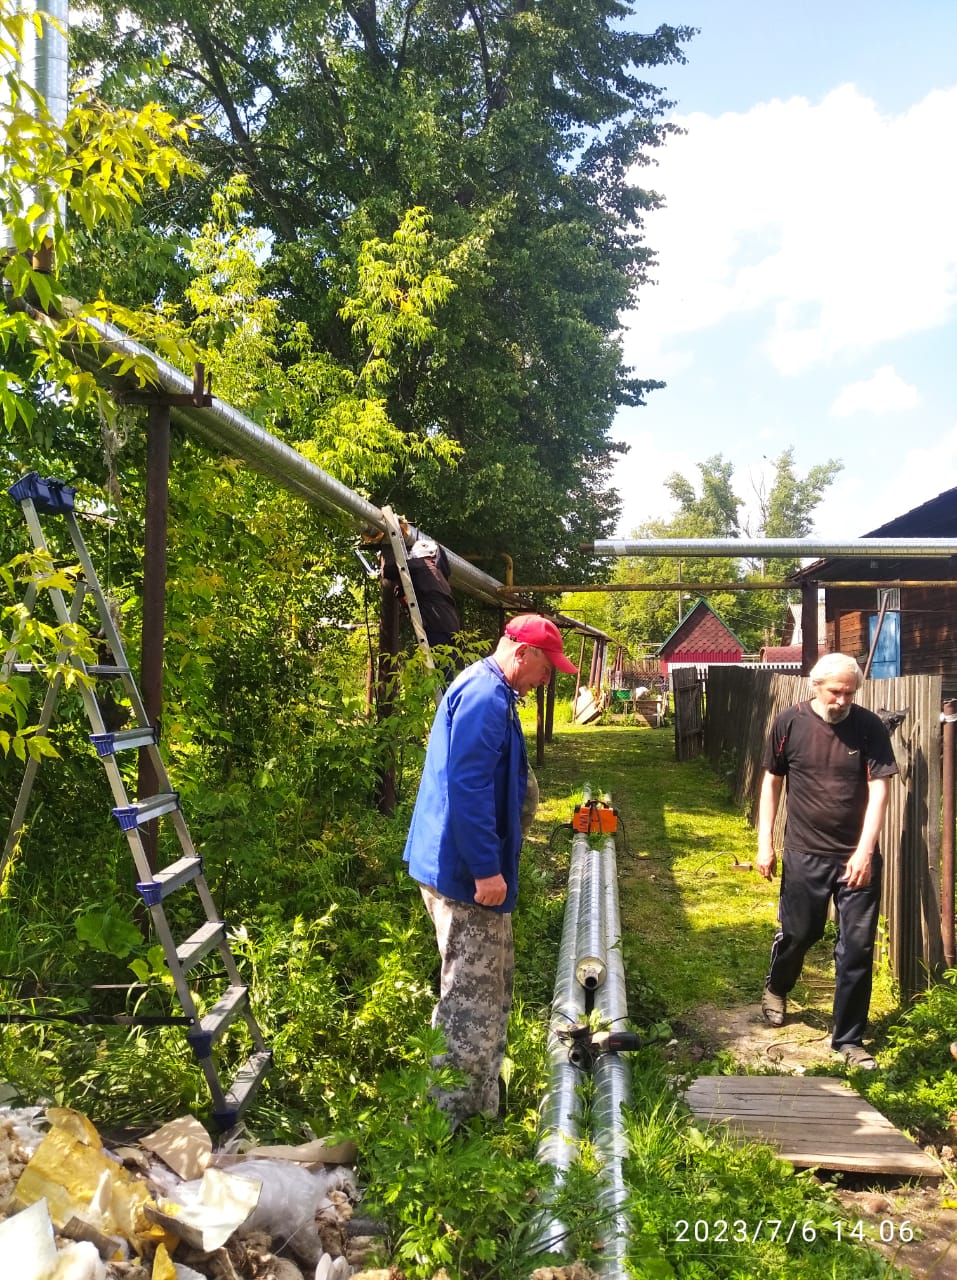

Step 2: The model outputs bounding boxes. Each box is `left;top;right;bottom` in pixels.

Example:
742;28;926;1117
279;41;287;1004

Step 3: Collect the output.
704;667;945;996
673;666;704;761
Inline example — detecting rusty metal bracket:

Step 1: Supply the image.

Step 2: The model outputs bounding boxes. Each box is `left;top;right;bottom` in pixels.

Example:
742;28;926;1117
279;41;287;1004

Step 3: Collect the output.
116;362;212;408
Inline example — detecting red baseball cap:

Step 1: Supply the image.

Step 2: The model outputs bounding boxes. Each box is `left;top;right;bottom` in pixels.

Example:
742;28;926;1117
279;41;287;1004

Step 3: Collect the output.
505;614;579;674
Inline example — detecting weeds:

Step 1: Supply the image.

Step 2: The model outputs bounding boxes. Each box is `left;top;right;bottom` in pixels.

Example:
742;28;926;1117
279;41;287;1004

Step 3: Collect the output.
0;707;939;1277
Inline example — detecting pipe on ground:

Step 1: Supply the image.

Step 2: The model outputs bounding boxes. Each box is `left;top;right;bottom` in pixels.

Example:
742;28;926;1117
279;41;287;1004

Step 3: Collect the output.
534;830;588;1256
592;833;632;1278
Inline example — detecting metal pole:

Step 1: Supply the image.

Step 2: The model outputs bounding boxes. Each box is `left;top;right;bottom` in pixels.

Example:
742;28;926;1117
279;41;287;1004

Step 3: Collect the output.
573;636;586;704
536;684;546;768
51;305;513;608
800;581;818;676
375;579;401;815
138;402;170;873
581;537;957;558
545;668;556;743
502;580;957;593
862;593;890;680
942;700;956;969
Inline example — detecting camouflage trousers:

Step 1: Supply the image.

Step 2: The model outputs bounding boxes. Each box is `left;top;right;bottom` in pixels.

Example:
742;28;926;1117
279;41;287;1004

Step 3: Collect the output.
420;884;514;1125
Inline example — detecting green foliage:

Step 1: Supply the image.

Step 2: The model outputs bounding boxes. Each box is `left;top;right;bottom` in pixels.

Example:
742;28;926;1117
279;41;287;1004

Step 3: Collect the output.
623;1054;900;1278
0;0;199;442
74;905;143;957
0;548;98;760
755;447;844;577
579;450;843;652
69;0;696;578
350;1033;553;1279
853;970;957;1136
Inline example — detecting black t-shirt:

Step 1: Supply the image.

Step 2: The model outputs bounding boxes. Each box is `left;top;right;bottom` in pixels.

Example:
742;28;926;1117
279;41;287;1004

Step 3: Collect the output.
761;701;899;856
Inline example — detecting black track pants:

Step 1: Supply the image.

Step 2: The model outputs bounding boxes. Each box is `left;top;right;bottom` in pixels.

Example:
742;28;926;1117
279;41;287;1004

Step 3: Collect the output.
765;848;883;1050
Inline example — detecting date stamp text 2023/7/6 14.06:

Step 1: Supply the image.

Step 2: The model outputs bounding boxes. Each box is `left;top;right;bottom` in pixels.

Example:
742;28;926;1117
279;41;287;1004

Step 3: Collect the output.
672;1218;914;1246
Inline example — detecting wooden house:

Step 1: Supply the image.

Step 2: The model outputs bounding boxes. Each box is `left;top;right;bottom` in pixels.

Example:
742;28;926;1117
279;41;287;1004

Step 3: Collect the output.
656;599;744;675
792;486;957;693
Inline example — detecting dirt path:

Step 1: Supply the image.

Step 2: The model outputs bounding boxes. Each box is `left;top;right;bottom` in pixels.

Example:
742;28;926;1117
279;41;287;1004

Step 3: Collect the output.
682;1000;957;1278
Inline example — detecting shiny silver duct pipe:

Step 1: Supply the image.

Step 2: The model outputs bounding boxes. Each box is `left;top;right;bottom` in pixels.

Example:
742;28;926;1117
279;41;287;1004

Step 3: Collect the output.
575;842;606;991
534;830;589;1257
592;833;632;1278
5;0;69;234
21;0;69;128
39;302;513;609
582;537;957;559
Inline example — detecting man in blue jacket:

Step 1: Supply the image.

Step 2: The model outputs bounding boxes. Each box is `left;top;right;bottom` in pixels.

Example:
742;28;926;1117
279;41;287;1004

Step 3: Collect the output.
405;613;578;1126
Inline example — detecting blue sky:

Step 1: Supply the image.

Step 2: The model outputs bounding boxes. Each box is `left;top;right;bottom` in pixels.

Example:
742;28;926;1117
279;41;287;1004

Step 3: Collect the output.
613;1;957;539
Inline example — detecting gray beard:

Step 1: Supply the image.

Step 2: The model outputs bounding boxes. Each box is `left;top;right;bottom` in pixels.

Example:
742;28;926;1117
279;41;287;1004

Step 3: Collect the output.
823;704;852;724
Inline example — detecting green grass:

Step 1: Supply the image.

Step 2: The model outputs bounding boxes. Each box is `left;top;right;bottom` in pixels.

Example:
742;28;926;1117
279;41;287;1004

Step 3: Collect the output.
527;722;899;1027
0;709;932;1277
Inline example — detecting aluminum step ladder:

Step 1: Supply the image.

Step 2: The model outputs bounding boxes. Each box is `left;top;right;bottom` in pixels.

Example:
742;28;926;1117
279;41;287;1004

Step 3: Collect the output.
381;505;435;673
1;472;271;1127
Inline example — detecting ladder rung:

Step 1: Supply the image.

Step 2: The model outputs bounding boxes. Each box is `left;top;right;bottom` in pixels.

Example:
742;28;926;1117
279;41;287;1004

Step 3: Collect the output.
213;1049;273;1129
187;985;249;1058
137;855;202;905
176;920;226;973
113;792;180;830
90;726;157;757
13;663;135;680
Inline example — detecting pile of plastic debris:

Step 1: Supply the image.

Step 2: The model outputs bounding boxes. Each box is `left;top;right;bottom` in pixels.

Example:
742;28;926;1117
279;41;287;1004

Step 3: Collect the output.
0;1105;388;1279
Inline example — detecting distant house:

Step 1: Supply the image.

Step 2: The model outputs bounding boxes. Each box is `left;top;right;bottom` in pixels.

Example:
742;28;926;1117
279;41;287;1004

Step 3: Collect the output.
791;485;957;692
657;599;744;675
757;645;804;665
781;599;826;648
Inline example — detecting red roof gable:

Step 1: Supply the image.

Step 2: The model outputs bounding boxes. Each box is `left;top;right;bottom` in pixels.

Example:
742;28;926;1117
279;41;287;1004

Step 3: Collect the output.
658;599;744;660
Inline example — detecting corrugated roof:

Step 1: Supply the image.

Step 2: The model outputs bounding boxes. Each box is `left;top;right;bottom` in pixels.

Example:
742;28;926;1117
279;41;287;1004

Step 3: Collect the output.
792;487;957;582
657;598;745;657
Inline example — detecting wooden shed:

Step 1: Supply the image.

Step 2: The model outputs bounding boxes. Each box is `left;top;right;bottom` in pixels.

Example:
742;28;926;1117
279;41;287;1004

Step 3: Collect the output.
657;599;744;675
792;486;957;693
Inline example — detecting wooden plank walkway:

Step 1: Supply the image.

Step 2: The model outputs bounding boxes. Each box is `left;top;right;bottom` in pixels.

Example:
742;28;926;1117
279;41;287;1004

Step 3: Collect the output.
684;1076;940;1177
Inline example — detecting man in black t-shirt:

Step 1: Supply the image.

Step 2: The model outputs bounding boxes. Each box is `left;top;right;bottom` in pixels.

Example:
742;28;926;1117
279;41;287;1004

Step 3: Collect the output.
756;653;899;1069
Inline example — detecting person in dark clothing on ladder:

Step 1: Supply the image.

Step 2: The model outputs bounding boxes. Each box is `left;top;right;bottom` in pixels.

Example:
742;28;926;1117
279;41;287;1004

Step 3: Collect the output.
756;652;898;1070
380;524;461;648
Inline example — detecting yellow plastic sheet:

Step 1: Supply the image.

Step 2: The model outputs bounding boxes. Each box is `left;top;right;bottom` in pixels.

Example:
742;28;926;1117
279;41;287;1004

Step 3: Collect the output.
13;1107;163;1247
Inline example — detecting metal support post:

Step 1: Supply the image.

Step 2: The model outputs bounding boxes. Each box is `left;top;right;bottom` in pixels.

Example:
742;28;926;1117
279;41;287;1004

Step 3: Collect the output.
138;402;171;872
801;581;819;675
375;577;401;815
942;700;956;969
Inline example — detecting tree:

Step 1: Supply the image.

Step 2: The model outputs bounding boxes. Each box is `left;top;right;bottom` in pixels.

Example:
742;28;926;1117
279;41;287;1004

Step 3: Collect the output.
0;0;198;756
68;0;696;578
582;452;842;652
751;447;843;576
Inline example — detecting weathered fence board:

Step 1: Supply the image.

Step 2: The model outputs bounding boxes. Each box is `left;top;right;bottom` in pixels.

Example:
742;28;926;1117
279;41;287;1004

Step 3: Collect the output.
673;666;704;761
704;667;944;995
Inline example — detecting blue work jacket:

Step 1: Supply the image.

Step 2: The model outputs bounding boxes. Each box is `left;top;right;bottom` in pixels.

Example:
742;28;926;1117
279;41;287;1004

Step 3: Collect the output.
404;657;529;912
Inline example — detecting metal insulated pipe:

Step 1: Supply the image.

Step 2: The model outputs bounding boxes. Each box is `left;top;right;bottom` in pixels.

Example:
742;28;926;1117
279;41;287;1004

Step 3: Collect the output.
5;0;69;235
47;304;512;609
575;843;606;991
22;0;69;128
582;537;957;559
534;831;589;1258
593;834;632;1279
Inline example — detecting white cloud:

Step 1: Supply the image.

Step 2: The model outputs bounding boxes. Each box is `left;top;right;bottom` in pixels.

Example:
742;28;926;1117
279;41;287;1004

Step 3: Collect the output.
812;423;957;537
622;85;957;376
612;427;695;535
830;365;922;416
